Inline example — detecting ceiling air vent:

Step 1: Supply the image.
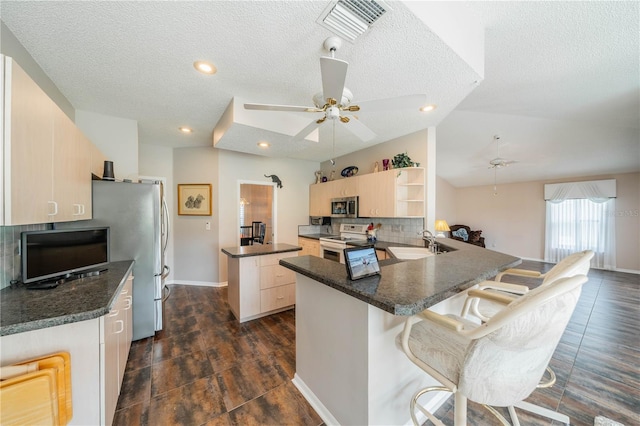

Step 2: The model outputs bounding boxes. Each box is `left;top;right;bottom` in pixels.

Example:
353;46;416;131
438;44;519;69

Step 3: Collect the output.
317;0;391;42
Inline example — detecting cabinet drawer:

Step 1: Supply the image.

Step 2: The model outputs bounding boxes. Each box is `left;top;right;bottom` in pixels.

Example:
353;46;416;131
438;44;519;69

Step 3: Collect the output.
260;283;295;313
259;251;297;266
260;265;295;289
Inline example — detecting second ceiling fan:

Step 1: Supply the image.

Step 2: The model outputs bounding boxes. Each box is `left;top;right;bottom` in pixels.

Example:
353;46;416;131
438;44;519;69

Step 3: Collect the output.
244;37;428;143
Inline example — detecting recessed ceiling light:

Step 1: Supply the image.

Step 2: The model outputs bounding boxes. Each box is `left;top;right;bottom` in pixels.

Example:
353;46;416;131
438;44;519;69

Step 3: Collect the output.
193;61;217;75
179;126;193;133
420;104;437;112
257;141;270;148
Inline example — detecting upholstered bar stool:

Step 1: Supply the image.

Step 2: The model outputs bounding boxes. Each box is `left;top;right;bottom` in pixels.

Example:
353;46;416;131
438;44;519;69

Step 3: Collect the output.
401;274;588;426
461;250;594;322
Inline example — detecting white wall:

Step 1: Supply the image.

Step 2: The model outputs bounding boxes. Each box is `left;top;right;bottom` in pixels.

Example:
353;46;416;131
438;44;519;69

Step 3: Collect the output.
173;147;219;285
217;149;319;282
170;147;318;284
75;110;139;181
1;22;75;120
435;175;457;225
448;172;639;272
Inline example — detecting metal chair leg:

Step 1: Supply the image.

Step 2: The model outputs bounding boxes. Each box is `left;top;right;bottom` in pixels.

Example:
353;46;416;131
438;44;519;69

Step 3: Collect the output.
410;386;450;426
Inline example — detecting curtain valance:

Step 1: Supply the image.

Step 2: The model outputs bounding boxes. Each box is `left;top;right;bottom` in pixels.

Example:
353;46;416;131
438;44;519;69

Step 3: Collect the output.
544;179;616;202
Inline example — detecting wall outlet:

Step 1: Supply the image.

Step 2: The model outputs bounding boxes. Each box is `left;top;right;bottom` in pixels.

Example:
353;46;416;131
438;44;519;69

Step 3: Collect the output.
205;221;211;231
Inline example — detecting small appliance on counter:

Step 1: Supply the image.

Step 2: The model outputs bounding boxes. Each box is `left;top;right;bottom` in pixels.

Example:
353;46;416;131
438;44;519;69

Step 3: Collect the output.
310;216;332;226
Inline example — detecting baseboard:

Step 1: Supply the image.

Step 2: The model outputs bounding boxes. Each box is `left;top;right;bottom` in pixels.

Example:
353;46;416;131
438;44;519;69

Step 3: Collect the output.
516;257;639;275
291;374;340;426
164;279;227;287
292;374;451;426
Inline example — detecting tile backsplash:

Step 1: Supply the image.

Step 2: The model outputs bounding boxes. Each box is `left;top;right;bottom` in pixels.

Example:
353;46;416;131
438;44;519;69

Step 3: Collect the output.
0;224;47;289
299;217;425;246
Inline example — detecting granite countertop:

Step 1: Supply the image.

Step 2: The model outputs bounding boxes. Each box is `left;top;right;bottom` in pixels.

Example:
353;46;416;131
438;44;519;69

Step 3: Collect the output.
221;243;302;258
298;233;339;240
280;239;520;316
0;260;134;337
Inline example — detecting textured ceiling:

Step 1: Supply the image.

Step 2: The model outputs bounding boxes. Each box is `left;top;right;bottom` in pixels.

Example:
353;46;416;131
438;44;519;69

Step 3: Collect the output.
1;1;638;187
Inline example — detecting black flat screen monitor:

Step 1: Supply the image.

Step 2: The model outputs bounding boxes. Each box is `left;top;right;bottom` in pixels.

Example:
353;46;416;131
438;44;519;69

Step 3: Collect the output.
21;227;110;285
344;246;380;280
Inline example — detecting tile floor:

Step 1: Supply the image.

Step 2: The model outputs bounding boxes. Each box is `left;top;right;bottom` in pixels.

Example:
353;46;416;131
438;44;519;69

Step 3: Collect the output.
114;261;639;426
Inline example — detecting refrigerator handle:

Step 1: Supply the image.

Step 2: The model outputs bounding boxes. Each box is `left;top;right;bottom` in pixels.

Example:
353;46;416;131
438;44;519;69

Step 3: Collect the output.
162;197;170;254
161;265;170;280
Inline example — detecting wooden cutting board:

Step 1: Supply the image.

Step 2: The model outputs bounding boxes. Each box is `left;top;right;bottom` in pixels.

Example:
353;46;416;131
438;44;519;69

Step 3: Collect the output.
16;352;72;425
0;368;59;425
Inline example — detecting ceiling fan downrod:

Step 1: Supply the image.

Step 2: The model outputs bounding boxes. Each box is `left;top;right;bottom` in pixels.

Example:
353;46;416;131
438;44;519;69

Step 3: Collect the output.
323;36;342;59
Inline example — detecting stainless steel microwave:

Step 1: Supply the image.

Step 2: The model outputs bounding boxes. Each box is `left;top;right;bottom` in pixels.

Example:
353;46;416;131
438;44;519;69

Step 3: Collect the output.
331;197;358;218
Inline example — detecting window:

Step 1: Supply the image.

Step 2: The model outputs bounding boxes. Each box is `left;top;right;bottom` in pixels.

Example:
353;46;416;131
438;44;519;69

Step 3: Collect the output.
545;198;616;269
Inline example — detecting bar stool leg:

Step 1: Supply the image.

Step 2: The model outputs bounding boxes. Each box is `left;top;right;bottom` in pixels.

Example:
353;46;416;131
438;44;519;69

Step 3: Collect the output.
454;392;467;426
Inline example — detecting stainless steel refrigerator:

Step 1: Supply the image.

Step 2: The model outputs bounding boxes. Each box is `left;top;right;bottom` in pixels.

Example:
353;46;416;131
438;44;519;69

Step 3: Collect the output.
62;180;170;340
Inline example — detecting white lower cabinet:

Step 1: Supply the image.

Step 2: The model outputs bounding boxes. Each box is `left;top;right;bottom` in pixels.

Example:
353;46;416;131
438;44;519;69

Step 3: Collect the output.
227;251;298;322
0;272;134;426
101;274;134;426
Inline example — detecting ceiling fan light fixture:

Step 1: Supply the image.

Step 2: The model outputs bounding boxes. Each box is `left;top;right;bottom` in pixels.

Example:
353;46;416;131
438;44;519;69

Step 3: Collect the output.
420;104;437;112
193;60;217;75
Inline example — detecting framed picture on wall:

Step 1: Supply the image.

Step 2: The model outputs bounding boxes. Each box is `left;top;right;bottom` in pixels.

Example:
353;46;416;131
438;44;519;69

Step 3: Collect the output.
178;183;212;216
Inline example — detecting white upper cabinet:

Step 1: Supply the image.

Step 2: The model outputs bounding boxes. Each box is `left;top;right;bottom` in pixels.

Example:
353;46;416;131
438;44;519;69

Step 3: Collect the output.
2;56;100;225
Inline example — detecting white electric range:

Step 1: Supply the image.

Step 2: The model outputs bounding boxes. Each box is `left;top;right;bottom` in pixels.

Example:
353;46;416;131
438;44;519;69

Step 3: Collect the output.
319;224;372;263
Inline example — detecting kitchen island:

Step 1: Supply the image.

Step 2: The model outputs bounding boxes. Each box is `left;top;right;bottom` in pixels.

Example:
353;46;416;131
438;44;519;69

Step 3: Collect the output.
279;240;520;425
221;243;301;322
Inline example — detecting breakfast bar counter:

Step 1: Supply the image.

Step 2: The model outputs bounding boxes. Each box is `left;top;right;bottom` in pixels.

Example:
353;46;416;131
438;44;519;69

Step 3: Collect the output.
279;240;520;425
279;238;520;316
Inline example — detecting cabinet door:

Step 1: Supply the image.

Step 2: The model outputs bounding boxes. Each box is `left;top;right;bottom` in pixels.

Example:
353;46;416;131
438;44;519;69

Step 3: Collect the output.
239;257;261;319
74;129;93;219
4;58;54;225
260;283;295;312
309;183;330;216
52;105;77;220
358;170;395;218
260;264;296;289
103;309;120;426
118;277;133;384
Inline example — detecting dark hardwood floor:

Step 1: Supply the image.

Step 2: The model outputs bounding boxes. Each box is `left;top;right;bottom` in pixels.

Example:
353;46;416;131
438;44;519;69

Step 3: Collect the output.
114;261;638;426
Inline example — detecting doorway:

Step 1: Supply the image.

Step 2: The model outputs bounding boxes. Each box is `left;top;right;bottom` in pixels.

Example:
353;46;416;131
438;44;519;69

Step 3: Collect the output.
239;182;276;246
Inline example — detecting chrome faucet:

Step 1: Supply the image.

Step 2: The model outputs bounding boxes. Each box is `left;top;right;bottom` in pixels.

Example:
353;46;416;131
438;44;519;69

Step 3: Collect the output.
418;229;436;251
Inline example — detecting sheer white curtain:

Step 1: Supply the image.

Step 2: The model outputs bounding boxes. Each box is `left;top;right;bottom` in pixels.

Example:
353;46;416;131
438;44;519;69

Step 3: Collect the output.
545;198;616;269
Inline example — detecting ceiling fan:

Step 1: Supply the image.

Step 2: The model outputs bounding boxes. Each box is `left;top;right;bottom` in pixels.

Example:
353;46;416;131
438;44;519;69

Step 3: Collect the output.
488;135;517;195
244;37;428;143
488;135;517;169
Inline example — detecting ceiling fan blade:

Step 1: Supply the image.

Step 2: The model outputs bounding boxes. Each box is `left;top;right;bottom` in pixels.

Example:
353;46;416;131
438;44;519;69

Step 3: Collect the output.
320;56;348;104
343;117;376;142
244;103;321;113
292;119;322;142
354;94;428;113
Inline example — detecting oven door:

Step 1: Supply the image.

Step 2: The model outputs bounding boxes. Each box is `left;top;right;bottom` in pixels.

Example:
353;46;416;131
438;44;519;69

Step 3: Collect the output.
320;241;346;263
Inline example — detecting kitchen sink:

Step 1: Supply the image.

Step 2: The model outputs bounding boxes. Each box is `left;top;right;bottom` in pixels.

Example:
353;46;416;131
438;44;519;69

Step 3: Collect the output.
387;246;435;260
